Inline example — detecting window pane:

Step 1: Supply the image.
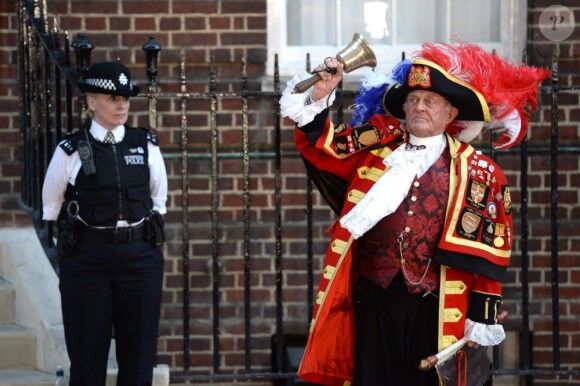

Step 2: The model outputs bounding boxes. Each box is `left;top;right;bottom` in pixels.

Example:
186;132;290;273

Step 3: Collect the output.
286;0;336;45
451;1;500;42
395;1;439;43
341;1;391;46
284;0;503;47
340;2;364;46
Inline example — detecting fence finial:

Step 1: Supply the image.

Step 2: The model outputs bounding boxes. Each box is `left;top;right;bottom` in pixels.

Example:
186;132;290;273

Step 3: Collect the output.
143;36;162;86
72;33;94;80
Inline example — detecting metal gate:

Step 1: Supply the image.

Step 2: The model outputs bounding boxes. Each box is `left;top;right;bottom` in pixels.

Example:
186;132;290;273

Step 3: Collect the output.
16;0;580;384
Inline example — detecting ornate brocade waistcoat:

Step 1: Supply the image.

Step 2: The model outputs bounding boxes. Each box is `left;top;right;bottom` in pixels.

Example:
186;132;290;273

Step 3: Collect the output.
353;148;451;293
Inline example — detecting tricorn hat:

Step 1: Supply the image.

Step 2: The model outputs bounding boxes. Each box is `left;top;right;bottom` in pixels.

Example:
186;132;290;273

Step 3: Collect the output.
77;61;140;97
383;59;490;122
352;41;551;149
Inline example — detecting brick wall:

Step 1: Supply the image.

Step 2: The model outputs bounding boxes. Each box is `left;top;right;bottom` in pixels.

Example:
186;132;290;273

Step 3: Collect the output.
519;1;580;384
0;1;28;225
2;0;579;384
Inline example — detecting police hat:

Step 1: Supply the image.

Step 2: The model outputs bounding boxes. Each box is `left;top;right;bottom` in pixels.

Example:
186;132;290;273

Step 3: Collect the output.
382;59;490;122
77;61;140;96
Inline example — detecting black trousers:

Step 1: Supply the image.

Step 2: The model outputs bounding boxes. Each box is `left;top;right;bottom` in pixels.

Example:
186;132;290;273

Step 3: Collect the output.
354;276;440;386
59;237;163;386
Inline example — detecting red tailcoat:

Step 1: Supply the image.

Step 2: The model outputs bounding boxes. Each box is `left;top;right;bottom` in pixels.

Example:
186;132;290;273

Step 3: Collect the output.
296;113;512;386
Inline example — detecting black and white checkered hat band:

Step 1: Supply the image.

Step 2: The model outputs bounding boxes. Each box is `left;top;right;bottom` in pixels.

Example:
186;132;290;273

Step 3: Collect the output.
78;64;139;96
85;78;117;91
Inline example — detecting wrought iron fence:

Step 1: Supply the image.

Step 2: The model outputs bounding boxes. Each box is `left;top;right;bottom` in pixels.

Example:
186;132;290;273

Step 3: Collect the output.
16;0;580;384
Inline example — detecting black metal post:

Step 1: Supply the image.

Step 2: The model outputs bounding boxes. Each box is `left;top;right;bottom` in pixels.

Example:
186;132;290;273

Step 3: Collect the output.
178;56;191;374
209;54;221;375
241;55;253;372
549;47;561;371
273;52;284;375
72;33;93;129
142;35;161;131
520;50;531;378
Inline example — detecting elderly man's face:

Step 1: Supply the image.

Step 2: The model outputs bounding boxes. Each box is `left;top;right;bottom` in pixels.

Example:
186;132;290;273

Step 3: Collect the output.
403;90;458;137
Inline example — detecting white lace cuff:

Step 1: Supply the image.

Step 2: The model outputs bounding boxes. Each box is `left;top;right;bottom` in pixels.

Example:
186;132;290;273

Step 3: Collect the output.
279;73;336;128
464;318;506;346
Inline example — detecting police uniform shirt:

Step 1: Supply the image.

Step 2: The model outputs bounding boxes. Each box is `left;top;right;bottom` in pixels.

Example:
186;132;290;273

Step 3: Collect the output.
42;120;168;226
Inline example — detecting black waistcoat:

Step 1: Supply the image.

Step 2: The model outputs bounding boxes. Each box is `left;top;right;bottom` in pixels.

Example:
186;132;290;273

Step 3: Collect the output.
63;127;153;226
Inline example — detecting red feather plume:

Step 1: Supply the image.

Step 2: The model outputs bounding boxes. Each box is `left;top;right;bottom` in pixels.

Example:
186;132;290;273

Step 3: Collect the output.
416;41;551;149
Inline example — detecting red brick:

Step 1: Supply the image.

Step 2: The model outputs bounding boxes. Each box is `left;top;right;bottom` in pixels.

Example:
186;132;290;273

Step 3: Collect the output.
172;1;218;14
210;16;231;30
221;32;266;46
184;17;206;31
173;32;217;47
247;16;266;30
0;1;16;13
122;0;169;14
135;17;157;31
222;0;266;14
71;1;119;13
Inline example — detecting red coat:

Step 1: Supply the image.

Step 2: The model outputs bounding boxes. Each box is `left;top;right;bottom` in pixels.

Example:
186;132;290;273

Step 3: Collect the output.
295;114;512;386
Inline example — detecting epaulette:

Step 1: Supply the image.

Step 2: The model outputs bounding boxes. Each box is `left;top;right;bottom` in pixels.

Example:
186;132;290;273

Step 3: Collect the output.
58;131;83;156
129;126;160;146
145;131;160;146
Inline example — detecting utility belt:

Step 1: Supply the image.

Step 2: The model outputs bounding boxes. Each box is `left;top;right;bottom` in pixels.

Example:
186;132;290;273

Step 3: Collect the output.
57;200;165;255
80;221;146;244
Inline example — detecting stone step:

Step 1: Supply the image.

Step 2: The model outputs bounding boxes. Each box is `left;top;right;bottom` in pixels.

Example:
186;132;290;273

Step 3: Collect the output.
0;280;15;324
0;325;37;370
0;369;54;386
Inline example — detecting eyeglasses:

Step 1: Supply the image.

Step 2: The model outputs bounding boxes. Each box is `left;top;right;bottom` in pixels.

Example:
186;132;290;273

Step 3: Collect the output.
405;94;447;109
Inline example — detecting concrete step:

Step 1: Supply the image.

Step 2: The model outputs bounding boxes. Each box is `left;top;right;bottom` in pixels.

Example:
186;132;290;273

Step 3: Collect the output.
0;325;37;370
0;280;15;324
0;369;54;386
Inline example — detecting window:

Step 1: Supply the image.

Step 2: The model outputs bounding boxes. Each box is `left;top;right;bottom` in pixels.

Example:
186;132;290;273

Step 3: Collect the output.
267;0;528;79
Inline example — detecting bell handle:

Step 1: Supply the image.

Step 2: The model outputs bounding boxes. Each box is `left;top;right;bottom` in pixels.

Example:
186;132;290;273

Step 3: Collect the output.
291;73;323;94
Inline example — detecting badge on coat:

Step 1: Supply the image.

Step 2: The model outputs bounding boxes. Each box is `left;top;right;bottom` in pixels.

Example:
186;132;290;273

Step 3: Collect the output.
481;218;495;246
486;202;497;218
124;147;145;165
124;154;145;165
456;207;483;240
351;125;380;150
466;180;489;210
502;185;512;214
494;223;506;247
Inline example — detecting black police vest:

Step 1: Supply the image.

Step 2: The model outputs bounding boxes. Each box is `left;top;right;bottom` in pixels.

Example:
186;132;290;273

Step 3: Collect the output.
62;126;154;226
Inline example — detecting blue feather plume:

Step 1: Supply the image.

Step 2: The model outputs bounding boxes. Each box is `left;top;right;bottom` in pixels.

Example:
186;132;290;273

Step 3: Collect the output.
350;60;412;126
391;59;412;84
350;82;389;126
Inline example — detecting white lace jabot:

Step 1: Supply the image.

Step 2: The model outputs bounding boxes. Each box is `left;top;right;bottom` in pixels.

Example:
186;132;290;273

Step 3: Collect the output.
340;133;446;239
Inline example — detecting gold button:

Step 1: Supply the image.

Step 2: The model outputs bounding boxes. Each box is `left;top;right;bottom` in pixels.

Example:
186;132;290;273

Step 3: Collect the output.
361;170;367;174
348;192;352;197
411;196;417;201
405;227;411;233
413;181;420;187
408;210;414;216
403;242;409;248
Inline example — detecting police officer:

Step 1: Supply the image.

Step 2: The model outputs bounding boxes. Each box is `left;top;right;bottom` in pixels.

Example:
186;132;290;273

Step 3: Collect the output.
42;61;168;386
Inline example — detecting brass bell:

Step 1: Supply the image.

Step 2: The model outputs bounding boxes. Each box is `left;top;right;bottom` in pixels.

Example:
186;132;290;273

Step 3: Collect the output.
292;33;377;94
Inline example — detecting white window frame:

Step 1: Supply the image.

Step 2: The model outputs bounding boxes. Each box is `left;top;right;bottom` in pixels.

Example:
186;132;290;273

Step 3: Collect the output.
266;0;528;80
